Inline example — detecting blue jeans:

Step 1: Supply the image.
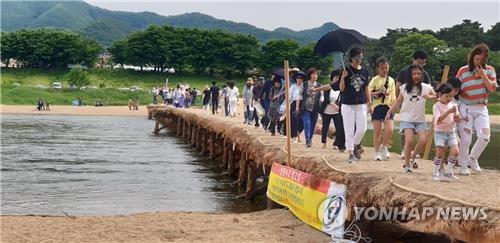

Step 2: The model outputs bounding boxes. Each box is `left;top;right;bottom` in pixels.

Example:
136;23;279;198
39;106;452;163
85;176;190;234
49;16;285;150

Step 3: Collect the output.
303;110;318;144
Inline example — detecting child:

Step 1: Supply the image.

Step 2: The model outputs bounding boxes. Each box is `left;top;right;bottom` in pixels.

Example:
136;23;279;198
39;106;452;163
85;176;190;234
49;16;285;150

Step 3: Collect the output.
386;64;436;173
369;57;396;161
432;83;460;181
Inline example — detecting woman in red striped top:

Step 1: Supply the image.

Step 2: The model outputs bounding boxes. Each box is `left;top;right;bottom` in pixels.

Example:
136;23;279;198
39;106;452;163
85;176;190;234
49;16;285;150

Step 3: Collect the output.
456;43;497;175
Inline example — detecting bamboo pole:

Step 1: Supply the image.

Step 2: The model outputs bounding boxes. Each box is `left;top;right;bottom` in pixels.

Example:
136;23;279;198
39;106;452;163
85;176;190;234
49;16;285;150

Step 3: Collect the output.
423;65;450;160
284;60;292;166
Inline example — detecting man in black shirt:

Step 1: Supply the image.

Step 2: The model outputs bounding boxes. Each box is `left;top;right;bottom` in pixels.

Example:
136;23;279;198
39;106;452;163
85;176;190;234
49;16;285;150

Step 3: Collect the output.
396;50;433;97
210;82;220;114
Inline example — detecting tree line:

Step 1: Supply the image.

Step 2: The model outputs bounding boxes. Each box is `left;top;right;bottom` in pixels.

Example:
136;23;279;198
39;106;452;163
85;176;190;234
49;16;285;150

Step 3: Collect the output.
1;29;102;69
1;19;499;80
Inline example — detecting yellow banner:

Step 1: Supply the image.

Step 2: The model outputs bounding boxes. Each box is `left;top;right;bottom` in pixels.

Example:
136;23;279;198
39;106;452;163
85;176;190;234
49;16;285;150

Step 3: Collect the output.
267;162;347;237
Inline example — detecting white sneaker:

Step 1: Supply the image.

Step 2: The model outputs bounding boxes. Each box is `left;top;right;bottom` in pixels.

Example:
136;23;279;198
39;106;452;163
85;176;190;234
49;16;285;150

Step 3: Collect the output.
373;152;382;161
459;167;470;176
380;145;390;160
432;173;441;181
410;159;419;169
403;166;413;173
443;171;459;180
469;158;482;173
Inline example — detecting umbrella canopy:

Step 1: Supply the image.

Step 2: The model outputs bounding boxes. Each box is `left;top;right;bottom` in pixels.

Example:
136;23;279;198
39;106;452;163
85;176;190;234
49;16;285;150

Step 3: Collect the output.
313;28;368;57
271;68;284;78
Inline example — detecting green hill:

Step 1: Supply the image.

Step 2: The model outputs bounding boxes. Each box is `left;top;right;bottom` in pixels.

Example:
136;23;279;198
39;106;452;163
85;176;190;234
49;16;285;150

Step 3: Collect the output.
1;0;340;46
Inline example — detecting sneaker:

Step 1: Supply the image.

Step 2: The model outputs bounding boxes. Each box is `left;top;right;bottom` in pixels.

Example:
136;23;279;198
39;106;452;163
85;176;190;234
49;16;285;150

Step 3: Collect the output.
459;167;470;176
443;171;459;180
469;158;482;173
373;152;382;161
380;145;390;160
353;146;362;160
403;166;413;173
356;144;364;154
432;174;441;181
306;142;312;148
411;159;419;169
347;154;357;163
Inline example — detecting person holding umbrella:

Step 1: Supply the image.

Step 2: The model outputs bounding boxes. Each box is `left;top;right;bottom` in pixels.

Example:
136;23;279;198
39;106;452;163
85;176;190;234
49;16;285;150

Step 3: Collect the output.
339;47;372;163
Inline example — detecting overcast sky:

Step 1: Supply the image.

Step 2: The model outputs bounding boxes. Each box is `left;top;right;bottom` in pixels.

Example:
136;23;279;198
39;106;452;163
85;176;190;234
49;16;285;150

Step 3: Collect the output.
85;0;499;38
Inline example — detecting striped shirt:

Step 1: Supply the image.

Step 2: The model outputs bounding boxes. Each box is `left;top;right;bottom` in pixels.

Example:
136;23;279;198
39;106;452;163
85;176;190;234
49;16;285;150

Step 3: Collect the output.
456;65;497;105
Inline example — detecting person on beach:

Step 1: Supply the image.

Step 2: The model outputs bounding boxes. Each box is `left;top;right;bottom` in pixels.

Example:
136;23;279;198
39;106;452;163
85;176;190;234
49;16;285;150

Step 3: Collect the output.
210;82;220;114
339;47;372;162
386;64;436;173
396;50;433;159
227;81;239;118
45;101;50;111
432;83;461;181
242;78;255;125
457;43;497;175
179;87;186;108
268;77;285;136
152;86;159;104
368;57;396;161
202;86;211;111
302;68;321;147
311;70;346;151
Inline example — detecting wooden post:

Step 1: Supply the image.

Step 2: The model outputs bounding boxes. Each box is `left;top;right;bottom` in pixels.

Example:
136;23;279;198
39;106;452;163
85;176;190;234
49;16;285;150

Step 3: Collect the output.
227;148;235;176
424;65;450;160
246;161;256;198
200;129;207;155
153;118;160;134
191;125;196;146
176;117;182;136
284;60;292;166
209;133;216;159
222;138;228;169
238;150;248;187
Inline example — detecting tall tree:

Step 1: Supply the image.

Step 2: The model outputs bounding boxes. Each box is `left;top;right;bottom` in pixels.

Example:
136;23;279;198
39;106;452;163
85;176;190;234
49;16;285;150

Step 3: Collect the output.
436;19;485;48
391;33;448;80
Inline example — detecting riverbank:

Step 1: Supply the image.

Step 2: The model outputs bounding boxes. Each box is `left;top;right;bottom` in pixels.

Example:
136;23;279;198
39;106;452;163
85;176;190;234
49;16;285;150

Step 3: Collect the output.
0;105;147;117
0;209;330;243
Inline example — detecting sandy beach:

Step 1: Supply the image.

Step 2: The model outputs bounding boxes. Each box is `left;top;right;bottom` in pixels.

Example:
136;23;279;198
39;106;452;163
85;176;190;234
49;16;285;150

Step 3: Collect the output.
0;105;148;117
1;210;330;243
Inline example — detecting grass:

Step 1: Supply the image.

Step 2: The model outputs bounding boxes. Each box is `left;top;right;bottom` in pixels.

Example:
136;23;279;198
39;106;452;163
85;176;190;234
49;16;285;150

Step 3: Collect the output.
0;68;236;106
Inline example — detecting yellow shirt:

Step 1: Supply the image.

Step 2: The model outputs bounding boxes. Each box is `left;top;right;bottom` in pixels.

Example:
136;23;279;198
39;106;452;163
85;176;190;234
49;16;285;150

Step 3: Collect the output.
368;75;396;107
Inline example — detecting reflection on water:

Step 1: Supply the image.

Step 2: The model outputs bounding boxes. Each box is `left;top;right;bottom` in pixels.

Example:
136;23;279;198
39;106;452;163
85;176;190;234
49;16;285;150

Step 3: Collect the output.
1;115;264;216
362;122;500;170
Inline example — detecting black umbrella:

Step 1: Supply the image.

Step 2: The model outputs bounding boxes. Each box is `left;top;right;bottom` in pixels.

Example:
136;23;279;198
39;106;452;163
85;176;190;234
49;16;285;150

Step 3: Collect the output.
271;68;284;78
313;28;368;57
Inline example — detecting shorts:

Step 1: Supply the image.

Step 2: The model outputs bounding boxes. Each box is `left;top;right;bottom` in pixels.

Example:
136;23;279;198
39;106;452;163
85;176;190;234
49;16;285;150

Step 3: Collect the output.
434;131;458;147
371;105;393;120
399;121;427;134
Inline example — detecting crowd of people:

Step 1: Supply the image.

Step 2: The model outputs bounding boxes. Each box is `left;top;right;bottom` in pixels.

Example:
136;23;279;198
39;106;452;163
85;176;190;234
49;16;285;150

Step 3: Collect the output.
152;86;198;108
159;43;497;180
